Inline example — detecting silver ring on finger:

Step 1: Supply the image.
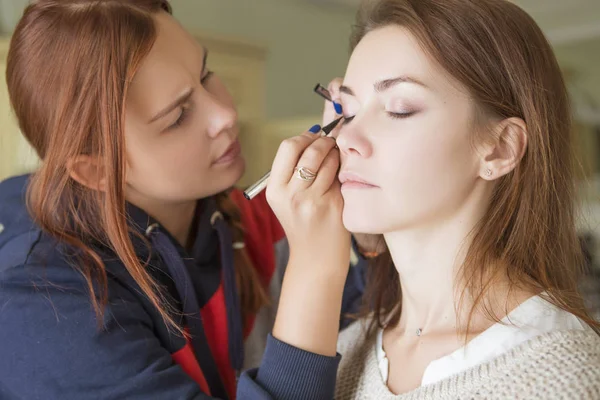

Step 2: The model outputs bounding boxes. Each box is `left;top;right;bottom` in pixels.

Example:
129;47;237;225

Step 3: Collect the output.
294;166;317;182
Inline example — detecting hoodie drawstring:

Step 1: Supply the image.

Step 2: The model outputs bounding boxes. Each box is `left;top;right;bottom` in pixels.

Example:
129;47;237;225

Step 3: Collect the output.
147;224;227;399
211;212;244;377
146;206;244;396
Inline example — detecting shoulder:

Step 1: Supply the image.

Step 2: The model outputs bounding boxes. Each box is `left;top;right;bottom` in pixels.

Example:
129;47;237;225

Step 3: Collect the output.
485;330;600;398
0;244;151;323
528;329;600;361
0;259;142;310
1;232;130;291
532;330;600;373
337;319;375;372
338;319;372;353
335;319;379;399
0;258;163;365
0;232;79;285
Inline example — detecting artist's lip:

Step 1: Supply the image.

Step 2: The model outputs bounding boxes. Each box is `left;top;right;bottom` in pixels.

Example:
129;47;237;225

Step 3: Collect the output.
338;171;378;189
214;140;241;165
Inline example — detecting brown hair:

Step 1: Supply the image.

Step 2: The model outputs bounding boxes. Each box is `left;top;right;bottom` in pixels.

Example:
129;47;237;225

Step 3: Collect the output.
6;0;267;332
353;0;600;334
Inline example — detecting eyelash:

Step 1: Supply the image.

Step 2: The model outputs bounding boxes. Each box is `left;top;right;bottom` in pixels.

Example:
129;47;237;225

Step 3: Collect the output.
170;106;190;129
201;70;214;84
388;111;415;119
341;111;415;125
168;71;215;130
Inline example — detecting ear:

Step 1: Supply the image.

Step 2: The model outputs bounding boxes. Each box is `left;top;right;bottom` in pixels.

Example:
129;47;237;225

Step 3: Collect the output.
479;117;528;180
67;155;107;192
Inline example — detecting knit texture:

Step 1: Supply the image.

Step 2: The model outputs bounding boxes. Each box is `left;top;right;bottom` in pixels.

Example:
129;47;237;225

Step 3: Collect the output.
336;321;600;399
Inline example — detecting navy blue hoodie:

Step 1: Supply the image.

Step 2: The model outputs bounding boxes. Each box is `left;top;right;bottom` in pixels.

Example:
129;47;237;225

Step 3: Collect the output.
0;174;367;399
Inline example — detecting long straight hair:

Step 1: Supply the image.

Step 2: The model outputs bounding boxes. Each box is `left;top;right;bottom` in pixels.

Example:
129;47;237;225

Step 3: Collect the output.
6;0;268;332
353;0;600;334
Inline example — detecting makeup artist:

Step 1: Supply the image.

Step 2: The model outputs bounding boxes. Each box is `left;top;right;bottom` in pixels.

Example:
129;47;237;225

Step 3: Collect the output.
0;1;370;399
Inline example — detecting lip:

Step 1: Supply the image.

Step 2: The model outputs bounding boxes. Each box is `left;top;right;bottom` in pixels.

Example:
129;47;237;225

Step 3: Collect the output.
338;171;378;189
214;139;241;165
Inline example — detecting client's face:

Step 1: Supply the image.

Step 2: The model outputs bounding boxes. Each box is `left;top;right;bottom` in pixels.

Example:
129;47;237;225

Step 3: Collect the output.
337;25;483;234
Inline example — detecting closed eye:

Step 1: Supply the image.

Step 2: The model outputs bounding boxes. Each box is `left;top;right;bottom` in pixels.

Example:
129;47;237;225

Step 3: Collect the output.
168;105;190;130
201;70;214;84
166;71;213;131
388;111;415;119
342;111;415;125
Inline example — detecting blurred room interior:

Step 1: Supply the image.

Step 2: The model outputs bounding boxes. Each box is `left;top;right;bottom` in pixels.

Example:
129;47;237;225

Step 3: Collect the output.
0;0;599;313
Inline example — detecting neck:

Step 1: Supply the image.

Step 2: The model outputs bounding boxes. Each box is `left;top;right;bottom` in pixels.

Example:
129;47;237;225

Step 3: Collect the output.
130;196;198;247
384;185;498;336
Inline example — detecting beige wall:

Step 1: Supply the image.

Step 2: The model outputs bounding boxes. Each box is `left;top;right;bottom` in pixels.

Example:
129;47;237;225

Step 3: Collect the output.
555;38;600;116
0;38;38;181
170;0;355;120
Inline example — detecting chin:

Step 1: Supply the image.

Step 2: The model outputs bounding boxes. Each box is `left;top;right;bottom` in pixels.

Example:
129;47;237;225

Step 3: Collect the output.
191;158;246;199
342;208;385;234
230;156;246;182
218;156;246;190
341;193;386;233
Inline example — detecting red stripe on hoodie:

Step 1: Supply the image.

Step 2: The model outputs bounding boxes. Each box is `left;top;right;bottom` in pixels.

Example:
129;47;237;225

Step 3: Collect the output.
200;284;236;399
171;343;212;395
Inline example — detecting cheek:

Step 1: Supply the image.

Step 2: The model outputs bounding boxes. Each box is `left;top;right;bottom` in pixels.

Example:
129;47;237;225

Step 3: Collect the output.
393;122;478;216
208;77;236;110
125;127;212;198
342;117;479;232
393;121;474;188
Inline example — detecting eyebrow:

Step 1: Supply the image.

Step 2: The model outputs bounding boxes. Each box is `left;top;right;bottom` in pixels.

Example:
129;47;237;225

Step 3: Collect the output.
339;75;429;97
148;47;209;123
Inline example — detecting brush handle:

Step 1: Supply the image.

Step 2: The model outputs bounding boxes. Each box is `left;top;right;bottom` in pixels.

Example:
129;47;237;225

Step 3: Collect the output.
243;171;270;200
314;83;332;102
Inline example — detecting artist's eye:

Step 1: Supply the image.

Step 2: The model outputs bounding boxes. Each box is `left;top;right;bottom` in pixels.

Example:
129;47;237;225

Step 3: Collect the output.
201;70;214;84
168;106;190;130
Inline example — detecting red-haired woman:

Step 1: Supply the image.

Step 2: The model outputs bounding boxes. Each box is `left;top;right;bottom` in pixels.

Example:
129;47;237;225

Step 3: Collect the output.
0;1;367;399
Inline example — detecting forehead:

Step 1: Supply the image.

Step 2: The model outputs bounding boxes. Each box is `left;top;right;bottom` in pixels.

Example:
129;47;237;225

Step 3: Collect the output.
344;25;461;96
127;12;203;117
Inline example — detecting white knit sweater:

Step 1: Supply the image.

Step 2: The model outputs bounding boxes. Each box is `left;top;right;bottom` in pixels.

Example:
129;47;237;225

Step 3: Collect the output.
335;321;600;399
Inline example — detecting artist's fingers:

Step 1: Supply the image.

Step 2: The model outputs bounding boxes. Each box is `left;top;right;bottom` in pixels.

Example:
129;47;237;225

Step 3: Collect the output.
310;143;340;194
288;136;337;191
269;125;321;186
322;78;344;128
327;78;343;105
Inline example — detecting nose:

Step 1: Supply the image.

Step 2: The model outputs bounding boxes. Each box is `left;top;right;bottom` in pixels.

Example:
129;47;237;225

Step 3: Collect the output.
203;92;237;138
335;120;373;158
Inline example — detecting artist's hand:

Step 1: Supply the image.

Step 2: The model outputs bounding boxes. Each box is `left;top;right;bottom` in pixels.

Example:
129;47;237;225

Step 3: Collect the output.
266;126;350;357
267;127;350;267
